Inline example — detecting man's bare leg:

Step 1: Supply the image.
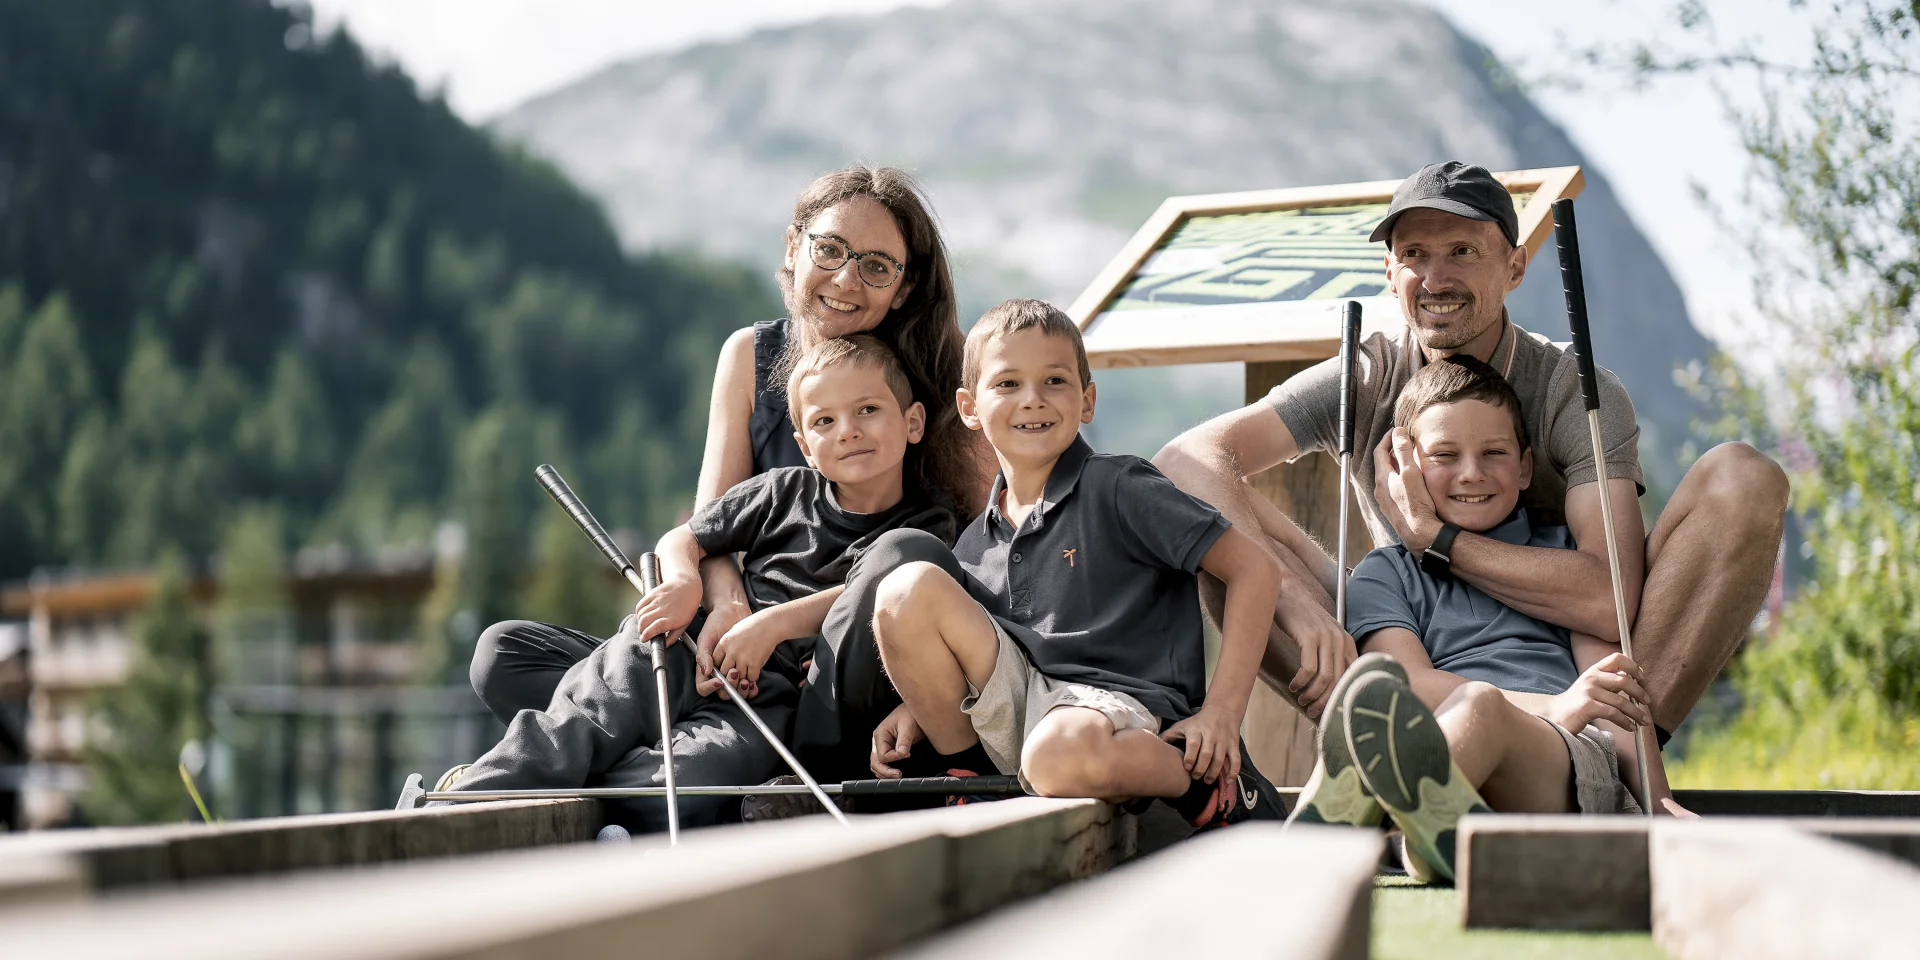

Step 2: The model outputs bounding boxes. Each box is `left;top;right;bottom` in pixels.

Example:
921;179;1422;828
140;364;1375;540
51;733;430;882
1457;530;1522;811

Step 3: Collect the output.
871;561;1001;753
1636;442;1791;730
1436;682;1577;814
1022;707;1190;800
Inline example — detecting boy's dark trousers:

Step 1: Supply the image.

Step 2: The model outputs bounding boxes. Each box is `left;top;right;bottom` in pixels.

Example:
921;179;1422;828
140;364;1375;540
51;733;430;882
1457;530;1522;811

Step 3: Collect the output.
796;528;978;782
461;617;796;832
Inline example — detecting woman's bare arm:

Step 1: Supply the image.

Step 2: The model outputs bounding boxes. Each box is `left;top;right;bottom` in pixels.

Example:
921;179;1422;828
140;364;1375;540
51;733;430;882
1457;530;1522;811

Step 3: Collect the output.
694;328;760;635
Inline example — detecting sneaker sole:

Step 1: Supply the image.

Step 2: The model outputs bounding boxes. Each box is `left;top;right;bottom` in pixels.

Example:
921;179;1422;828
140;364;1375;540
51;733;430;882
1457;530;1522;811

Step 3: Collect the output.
1287;652;1406;827
1342;672;1489;882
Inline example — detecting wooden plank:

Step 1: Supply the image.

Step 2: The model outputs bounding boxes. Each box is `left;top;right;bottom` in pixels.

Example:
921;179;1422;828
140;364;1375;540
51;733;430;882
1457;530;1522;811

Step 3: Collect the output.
0;798;1120;959
1652;820;1920;960
1671;789;1920;818
1458;814;1650;931
0;852;85;911
898;824;1381;960
0;798;601;890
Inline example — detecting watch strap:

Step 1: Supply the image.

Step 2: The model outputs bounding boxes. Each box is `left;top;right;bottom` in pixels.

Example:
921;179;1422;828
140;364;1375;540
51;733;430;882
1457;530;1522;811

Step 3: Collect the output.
1420;522;1461;578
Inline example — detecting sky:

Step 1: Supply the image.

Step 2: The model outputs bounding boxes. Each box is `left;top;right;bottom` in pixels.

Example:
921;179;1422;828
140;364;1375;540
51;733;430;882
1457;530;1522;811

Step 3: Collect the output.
299;0;1810;352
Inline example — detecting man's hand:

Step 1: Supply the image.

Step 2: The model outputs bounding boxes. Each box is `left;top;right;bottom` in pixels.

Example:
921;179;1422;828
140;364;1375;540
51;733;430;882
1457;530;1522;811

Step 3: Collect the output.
704;607;789;699
1372;427;1443;554
1278;587;1357;720
1542;652;1654;733
633;576;703;648
870;703;924;778
1161;706;1242;784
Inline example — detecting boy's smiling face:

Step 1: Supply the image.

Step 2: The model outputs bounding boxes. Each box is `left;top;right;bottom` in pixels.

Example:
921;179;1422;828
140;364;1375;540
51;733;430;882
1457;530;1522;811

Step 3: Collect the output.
957;327;1095;472
791;361;925;491
1408;398;1533;533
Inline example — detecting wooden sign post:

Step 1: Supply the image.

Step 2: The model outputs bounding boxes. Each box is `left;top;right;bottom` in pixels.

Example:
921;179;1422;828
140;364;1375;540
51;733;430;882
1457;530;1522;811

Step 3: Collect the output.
1068;166;1585;786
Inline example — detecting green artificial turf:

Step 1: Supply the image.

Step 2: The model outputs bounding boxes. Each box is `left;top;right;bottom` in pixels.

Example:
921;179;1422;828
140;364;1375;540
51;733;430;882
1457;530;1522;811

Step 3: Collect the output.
1373;877;1668;959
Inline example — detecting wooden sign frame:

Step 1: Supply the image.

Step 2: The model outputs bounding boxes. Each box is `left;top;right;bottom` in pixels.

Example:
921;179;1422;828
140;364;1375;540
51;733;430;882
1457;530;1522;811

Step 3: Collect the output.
1068;166;1584;368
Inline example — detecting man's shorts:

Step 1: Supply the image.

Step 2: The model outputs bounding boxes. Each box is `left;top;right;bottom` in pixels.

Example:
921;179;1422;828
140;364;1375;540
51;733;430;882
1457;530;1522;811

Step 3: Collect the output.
1549;719;1644;814
960;612;1158;784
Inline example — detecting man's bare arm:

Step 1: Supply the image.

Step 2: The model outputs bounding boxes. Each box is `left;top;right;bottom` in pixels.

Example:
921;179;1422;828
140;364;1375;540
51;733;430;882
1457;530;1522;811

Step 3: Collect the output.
1445;479;1645;643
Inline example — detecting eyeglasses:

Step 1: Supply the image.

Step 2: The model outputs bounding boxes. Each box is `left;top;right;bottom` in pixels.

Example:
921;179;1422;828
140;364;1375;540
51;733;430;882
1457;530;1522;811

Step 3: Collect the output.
806;233;906;289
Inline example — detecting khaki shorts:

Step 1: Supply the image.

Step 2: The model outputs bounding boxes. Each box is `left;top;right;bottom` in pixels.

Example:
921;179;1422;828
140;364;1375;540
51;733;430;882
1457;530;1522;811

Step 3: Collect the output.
1549;720;1644;815
960;613;1158;785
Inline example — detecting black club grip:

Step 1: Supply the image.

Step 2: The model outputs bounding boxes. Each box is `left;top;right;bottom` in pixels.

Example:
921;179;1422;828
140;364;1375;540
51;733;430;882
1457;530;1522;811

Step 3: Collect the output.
1550;199;1603;413
837;775;1024;797
1337;300;1361;456
534;464;634;577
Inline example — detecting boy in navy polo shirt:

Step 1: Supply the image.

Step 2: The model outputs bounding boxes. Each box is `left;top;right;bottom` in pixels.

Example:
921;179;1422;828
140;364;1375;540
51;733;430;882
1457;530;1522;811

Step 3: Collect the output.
867;299;1287;827
1289;355;1656;882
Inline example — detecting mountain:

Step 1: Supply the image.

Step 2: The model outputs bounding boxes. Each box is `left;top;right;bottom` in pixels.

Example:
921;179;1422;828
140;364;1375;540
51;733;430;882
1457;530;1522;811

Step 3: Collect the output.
0;0;778;583
497;0;1712;495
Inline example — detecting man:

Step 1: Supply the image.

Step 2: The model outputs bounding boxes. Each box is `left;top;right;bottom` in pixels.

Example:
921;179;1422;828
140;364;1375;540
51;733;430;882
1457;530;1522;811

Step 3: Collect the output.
1155;161;1789;809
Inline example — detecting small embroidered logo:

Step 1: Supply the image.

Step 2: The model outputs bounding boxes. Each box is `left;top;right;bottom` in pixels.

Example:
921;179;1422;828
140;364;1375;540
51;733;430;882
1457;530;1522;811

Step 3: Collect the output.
1062;548;1077;567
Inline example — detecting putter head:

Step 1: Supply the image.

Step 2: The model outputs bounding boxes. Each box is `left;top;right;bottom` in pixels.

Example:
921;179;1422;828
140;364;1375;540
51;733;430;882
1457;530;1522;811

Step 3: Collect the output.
395;772;426;811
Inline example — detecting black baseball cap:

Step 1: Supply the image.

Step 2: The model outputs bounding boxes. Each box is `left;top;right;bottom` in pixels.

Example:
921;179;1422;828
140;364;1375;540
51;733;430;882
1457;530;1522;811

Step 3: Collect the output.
1369;161;1519;248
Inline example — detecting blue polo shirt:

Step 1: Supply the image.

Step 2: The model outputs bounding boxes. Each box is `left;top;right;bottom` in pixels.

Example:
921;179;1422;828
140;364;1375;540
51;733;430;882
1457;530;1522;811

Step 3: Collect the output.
1345;508;1579;696
954;435;1231;721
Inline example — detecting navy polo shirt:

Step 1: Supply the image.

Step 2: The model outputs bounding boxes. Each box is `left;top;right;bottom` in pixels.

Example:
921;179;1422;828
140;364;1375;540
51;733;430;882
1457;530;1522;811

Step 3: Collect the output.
954;435;1231;721
1346;508;1580;696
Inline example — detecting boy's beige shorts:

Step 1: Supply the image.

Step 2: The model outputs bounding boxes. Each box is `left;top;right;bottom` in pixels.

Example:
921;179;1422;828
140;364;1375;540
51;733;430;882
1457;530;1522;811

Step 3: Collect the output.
960;609;1159;790
1550;719;1645;814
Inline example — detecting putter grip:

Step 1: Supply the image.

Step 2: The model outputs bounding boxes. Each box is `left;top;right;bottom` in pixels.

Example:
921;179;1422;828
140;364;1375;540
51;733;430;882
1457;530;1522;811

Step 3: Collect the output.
1337;300;1361;456
1550;199;1603;413
535;464;634;576
839;775;1024;797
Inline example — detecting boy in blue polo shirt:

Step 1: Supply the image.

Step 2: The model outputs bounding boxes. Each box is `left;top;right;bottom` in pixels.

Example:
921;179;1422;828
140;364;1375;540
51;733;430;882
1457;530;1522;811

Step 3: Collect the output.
865;299;1287;828
1289;355;1655;881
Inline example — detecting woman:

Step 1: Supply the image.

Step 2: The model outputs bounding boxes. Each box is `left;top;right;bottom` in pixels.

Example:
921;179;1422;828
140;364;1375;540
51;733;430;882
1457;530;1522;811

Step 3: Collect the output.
469;166;988;774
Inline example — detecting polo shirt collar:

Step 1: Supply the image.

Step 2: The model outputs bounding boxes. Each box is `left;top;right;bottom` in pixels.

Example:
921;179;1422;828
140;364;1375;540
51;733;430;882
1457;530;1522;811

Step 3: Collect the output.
984;433;1095;535
1484;506;1534;546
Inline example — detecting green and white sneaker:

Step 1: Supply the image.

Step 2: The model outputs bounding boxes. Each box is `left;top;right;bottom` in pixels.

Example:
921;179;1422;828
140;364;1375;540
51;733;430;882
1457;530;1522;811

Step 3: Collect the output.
1285;652;1406;828
433;763;471;792
1342;671;1490;883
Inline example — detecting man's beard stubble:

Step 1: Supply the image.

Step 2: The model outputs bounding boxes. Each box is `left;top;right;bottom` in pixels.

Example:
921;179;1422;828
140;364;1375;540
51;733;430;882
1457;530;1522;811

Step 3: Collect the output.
1409;294;1499;352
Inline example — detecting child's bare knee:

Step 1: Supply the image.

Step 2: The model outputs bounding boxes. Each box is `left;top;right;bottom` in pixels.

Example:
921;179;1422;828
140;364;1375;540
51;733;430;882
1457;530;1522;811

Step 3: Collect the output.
1021;713;1114;797
1443;681;1508;721
874;561;955;641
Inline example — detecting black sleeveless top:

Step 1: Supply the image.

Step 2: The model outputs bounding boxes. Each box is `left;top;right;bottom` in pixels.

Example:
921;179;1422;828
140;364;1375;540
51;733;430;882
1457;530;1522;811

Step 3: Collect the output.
749;318;810;474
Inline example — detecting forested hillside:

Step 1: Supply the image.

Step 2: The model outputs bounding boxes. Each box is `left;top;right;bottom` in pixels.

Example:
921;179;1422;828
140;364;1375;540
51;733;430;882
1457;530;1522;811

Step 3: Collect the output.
0;0;778;584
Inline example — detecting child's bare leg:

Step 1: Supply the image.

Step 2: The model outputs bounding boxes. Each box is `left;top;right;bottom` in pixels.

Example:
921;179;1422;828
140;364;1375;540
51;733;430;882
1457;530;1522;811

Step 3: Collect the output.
1021;707;1190;800
871;561;1001;753
1435;682;1576;813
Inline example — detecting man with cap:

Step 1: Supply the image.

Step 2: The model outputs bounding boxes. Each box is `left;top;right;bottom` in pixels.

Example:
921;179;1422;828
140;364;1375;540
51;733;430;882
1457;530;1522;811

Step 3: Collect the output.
1155;161;1789;813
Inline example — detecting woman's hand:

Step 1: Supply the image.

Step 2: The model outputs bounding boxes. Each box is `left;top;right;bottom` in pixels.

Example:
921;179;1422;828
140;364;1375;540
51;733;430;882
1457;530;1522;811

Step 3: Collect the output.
1544;652;1654;732
869;704;925;778
632;577;702;647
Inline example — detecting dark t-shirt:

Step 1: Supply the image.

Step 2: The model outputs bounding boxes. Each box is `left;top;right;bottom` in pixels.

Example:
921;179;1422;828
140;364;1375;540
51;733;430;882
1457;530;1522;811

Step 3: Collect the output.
689;467;958;683
955;435;1230;721
1346;508;1580;696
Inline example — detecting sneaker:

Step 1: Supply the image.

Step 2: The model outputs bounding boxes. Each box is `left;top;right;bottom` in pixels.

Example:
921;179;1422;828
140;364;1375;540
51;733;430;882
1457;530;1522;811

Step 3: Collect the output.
1286;652;1405;828
1173;740;1287;830
433;763;471;793
1342;671;1491;883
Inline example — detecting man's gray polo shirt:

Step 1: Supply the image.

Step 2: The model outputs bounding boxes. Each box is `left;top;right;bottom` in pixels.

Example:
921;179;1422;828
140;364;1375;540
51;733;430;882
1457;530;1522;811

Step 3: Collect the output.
954;435;1230;721
1346;508;1579;696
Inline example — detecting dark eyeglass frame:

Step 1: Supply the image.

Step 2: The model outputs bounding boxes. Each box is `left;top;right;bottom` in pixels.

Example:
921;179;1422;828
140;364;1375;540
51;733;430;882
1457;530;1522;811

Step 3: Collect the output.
806;232;907;289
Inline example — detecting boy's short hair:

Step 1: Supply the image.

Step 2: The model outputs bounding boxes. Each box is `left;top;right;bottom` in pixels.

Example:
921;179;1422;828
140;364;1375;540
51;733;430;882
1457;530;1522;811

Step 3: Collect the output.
1393;355;1532;451
786;334;916;430
963;299;1092;390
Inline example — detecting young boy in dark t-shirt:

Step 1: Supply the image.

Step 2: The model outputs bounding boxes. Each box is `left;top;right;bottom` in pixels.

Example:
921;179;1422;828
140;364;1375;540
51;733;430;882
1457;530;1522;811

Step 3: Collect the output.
866;299;1286;828
1287;356;1653;881
435;335;955;830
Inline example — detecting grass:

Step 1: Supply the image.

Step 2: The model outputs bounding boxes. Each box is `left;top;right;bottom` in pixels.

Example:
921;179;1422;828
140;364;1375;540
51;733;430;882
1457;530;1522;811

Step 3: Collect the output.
1372;877;1667;960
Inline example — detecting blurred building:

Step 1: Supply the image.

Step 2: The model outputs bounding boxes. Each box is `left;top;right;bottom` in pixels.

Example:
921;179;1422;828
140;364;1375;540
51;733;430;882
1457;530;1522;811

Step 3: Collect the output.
0;550;492;829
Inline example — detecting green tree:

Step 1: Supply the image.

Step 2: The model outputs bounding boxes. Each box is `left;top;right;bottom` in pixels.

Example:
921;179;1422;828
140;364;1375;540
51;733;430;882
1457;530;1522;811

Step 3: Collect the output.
521;504;627;634
1592;1;1920;787
0;292;96;574
84;549;209;825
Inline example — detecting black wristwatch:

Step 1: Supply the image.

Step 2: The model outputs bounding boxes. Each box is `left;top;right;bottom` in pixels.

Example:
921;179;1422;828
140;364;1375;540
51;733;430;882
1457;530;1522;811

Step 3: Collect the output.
1420;522;1462;579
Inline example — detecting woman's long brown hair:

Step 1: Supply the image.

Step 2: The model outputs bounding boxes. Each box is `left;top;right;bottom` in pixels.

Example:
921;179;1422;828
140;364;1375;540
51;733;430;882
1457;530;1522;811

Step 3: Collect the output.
776;166;987;516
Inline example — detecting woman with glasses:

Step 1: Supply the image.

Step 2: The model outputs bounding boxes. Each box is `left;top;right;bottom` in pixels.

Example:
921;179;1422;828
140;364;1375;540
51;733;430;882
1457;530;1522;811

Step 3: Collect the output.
466;166;991;798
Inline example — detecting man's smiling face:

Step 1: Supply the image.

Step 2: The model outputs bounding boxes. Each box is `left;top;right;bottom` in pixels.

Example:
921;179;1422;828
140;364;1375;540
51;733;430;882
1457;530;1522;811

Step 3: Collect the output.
1386;209;1528;354
957;326;1095;472
1409;397;1533;533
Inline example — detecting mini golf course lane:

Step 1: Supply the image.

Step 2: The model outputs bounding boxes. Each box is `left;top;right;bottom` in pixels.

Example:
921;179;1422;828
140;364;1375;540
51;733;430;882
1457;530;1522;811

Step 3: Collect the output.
1372;876;1667;959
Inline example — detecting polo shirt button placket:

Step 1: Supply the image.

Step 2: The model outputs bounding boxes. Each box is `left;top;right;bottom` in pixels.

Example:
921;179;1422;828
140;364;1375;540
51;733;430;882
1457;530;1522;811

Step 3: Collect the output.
1012;551;1022;563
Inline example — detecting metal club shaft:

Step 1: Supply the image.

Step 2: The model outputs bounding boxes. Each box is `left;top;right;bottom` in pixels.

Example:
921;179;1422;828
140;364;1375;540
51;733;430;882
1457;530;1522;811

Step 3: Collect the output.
1551;199;1655;815
638;553;681;844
